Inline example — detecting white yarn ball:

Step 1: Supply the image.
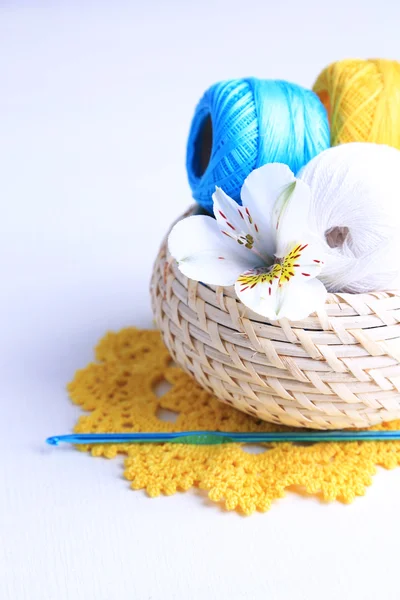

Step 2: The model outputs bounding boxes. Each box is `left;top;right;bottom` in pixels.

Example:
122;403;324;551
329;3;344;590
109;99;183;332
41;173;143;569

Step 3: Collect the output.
299;143;400;293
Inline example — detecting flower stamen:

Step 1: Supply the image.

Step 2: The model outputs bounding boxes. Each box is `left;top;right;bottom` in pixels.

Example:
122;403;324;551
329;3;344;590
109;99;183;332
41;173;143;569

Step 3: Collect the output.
245;207;253;224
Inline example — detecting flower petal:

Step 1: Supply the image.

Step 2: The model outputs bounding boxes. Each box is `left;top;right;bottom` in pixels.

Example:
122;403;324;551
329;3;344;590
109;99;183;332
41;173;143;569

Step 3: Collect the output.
234;267;327;321
276;277;327;321
168;215;255;286
240;163;297;256
272;179;313;257
213;187;271;263
213;186;248;234
234;267;281;321
281;242;324;280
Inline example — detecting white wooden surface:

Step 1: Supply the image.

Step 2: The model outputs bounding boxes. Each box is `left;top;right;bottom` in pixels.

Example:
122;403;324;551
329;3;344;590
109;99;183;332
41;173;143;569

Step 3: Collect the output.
2;2;400;599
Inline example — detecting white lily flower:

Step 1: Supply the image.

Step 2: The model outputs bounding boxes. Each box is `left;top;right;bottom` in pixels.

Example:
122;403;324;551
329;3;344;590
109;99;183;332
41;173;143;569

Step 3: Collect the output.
168;163;327;321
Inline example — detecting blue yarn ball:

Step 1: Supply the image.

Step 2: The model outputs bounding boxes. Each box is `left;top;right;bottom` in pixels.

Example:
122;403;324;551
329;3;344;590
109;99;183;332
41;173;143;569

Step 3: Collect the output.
186;78;330;213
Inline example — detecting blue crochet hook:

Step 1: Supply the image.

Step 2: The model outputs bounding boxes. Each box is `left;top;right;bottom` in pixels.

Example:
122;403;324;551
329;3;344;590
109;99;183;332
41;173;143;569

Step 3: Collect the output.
46;430;400;446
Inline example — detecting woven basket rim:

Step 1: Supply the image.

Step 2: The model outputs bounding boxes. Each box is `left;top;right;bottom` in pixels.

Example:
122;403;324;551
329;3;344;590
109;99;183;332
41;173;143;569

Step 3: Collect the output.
169;204;400;325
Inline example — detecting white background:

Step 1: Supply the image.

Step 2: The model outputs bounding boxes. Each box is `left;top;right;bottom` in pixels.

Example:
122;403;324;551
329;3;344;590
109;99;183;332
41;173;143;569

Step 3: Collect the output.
2;1;400;599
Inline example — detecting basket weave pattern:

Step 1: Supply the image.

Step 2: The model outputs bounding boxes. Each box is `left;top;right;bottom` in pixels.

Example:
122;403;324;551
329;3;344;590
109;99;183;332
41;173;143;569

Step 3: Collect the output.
151;210;400;430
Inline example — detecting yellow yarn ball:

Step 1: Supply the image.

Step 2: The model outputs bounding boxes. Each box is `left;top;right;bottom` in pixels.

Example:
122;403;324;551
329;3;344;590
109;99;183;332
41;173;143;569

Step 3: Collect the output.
313;58;400;148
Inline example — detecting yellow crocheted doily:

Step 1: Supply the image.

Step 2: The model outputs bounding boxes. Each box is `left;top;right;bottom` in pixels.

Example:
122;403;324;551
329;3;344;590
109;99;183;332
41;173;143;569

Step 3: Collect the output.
69;327;400;515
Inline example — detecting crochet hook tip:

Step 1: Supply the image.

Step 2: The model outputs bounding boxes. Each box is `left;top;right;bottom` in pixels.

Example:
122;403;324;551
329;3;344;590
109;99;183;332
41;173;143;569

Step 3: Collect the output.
46;436;61;446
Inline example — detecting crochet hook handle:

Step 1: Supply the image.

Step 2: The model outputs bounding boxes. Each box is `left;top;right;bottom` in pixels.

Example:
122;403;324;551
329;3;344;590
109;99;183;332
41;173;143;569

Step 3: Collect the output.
46;430;400;446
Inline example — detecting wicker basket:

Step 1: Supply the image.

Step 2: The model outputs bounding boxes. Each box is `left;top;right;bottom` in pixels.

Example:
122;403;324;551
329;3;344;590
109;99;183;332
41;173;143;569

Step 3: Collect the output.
150;207;400;430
